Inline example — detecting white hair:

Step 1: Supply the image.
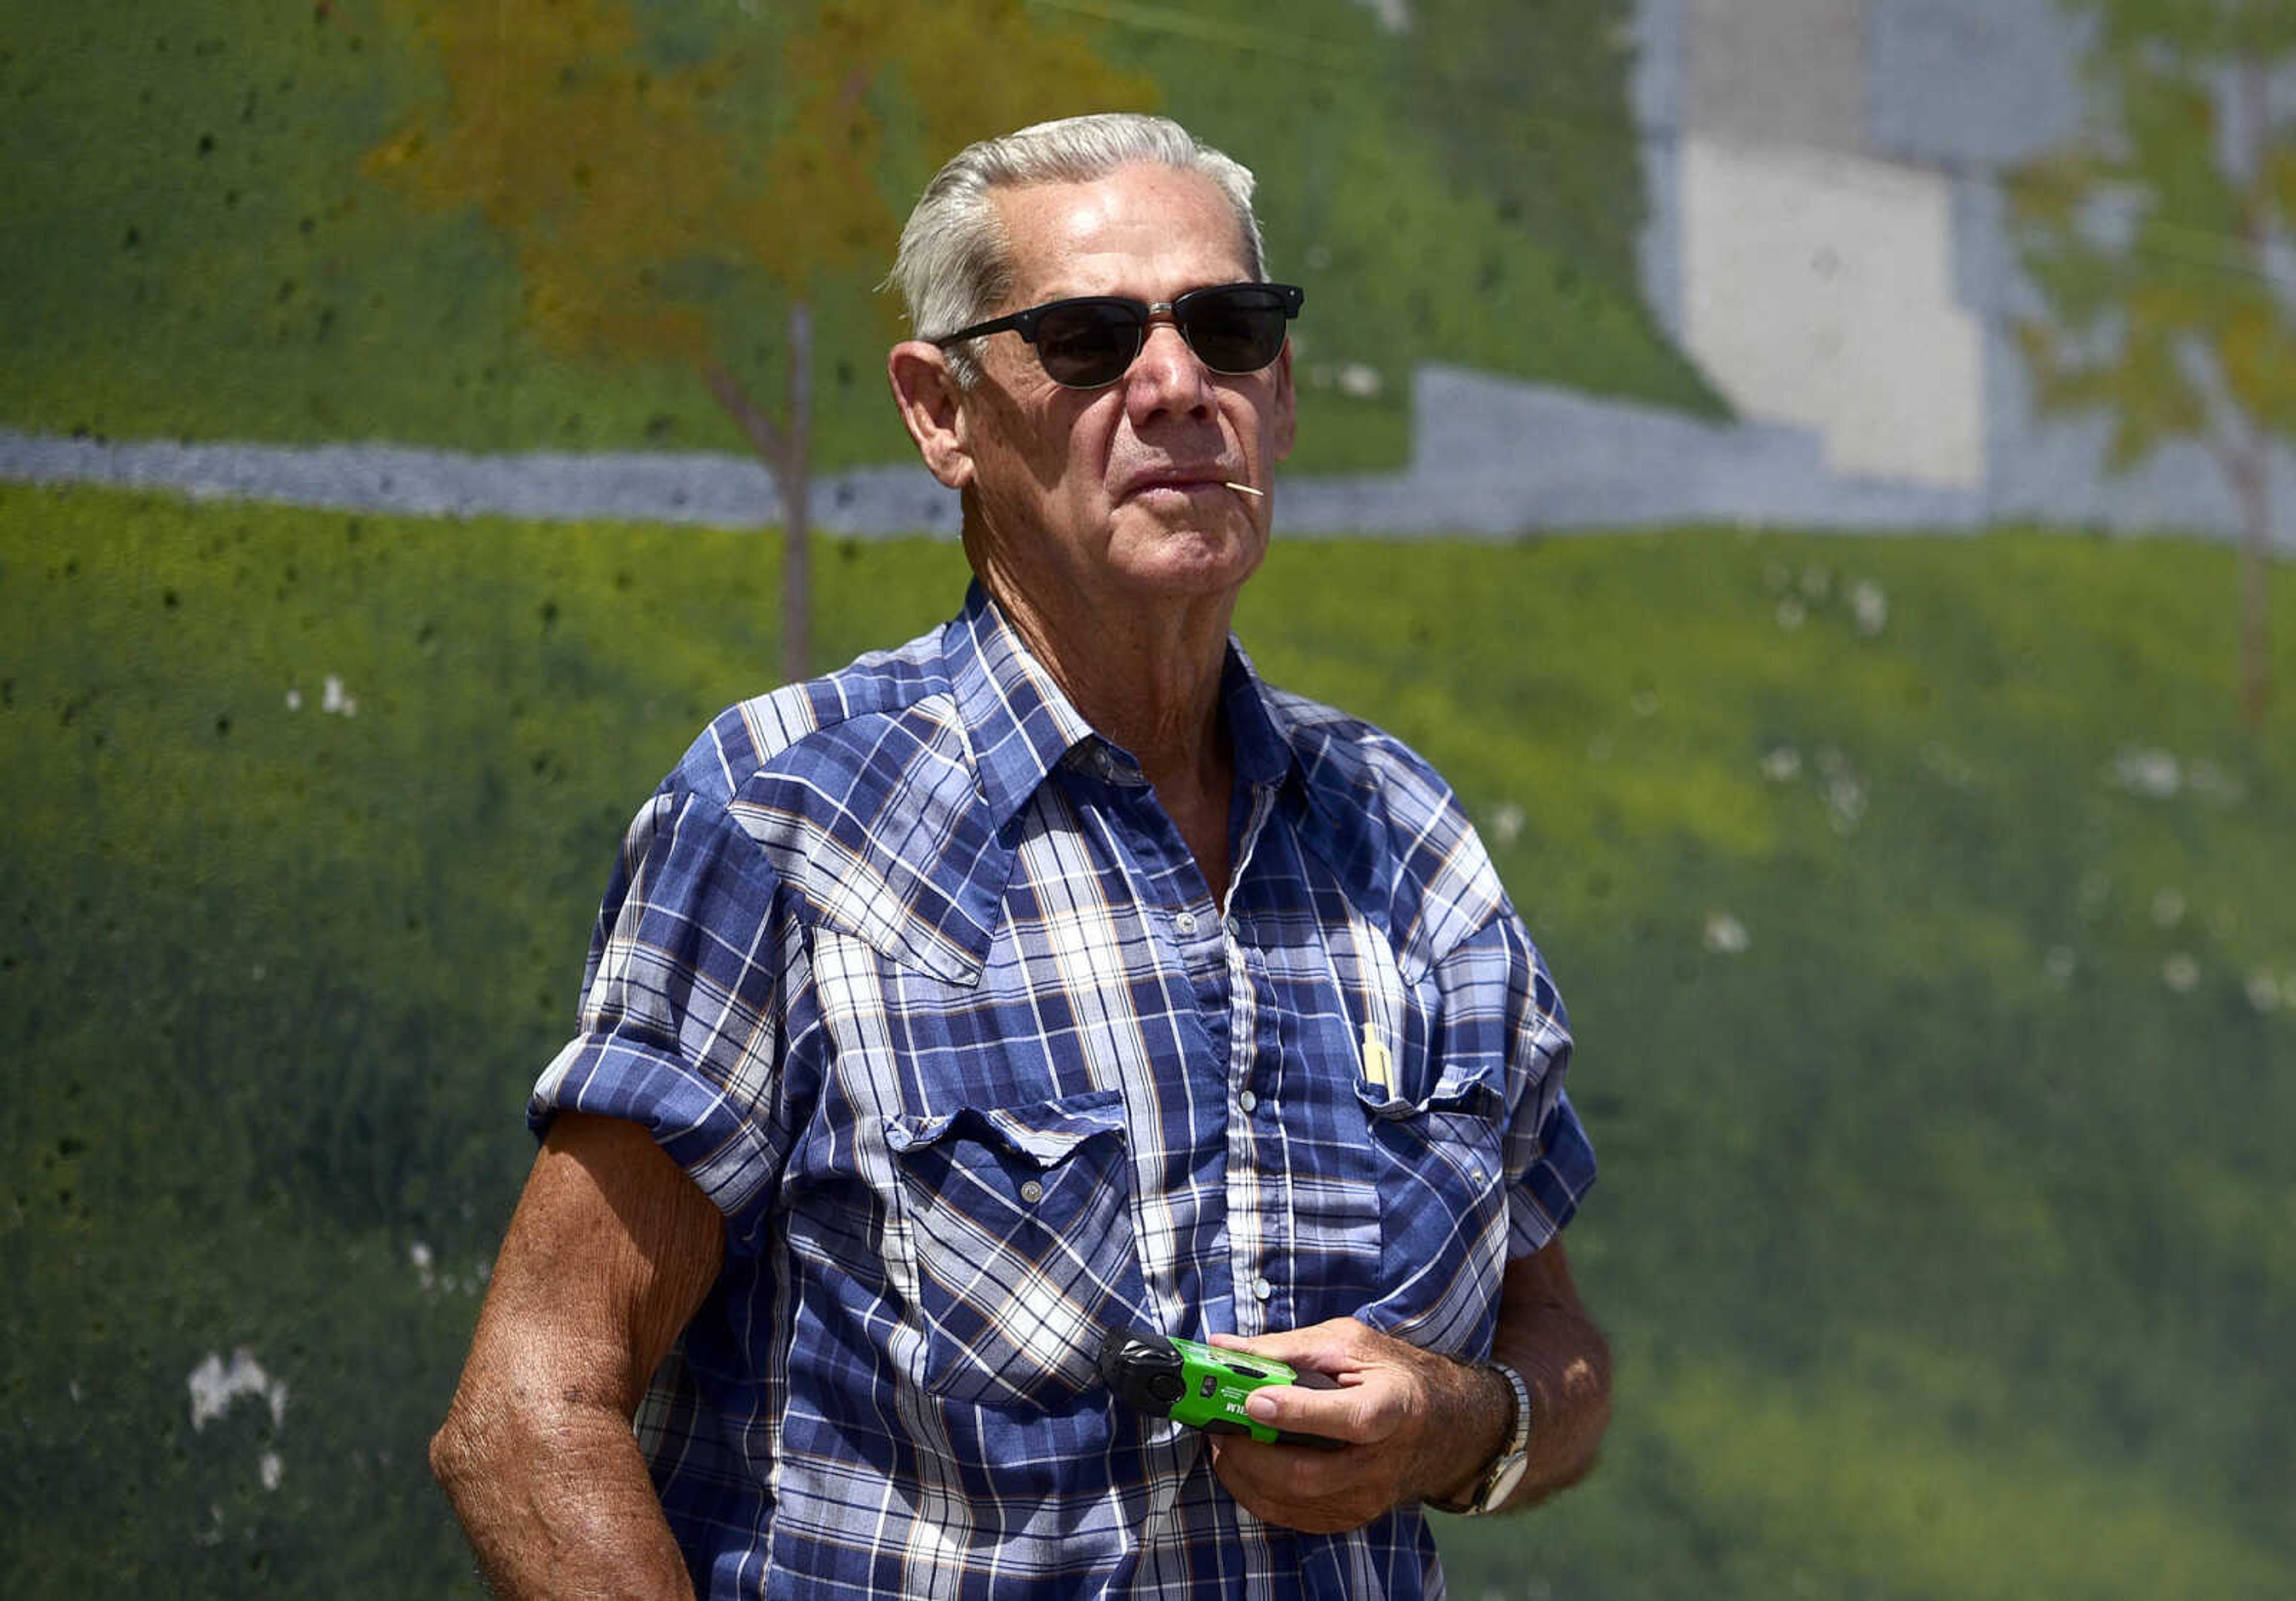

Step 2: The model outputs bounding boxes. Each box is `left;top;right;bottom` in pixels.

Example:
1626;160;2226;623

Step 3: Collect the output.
888;113;1268;387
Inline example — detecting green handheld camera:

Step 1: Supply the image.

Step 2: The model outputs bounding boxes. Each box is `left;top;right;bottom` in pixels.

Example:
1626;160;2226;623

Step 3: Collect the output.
1097;1328;1344;1449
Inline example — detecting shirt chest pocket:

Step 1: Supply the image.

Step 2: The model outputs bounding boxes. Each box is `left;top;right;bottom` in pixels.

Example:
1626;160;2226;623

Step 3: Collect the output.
883;1090;1150;1410
1351;1070;1512;1347
1357;1071;1506;1190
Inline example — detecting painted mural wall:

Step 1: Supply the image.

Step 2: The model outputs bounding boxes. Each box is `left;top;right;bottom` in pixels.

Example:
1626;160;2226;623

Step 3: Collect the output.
3;2;2289;1596
10;0;2294;549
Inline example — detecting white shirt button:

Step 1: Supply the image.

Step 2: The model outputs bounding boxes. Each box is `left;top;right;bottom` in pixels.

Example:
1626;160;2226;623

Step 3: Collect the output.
1223;915;1243;940
1019;1180;1043;1203
1175;911;1199;934
1238;1090;1258;1113
1251;1276;1273;1301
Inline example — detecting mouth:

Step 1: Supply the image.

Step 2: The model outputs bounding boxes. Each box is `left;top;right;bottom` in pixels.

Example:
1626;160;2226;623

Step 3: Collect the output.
1122;469;1250;502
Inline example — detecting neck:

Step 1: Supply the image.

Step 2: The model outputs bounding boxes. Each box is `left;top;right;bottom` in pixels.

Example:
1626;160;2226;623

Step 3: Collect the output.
991;573;1231;775
972;551;1241;900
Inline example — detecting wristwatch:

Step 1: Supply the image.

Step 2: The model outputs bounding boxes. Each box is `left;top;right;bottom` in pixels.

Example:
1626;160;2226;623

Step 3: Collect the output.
1432;1360;1532;1516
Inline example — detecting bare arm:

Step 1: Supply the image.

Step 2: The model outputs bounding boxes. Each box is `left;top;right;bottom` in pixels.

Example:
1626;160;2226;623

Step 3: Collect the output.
430;1112;727;1599
1208;1236;1611;1532
1479;1235;1612;1508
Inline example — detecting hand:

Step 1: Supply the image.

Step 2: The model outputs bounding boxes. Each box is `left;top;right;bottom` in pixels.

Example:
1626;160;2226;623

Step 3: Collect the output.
1203;1319;1505;1535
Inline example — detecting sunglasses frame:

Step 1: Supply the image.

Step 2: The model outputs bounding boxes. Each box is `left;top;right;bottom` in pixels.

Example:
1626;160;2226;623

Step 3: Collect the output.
933;281;1305;389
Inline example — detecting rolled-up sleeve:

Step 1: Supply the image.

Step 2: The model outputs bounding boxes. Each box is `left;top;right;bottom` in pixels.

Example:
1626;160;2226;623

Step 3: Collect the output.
1490;912;1595;1257
531;787;798;1255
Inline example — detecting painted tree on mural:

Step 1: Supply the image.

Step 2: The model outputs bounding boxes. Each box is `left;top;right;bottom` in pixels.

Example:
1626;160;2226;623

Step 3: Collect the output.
365;0;1150;683
2008;0;2296;726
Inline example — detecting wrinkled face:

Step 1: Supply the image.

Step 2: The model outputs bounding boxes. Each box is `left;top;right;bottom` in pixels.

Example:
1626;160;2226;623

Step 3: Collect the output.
959;163;1296;613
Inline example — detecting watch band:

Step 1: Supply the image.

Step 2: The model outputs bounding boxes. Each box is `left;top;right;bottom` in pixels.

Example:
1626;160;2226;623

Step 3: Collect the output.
1429;1359;1533;1516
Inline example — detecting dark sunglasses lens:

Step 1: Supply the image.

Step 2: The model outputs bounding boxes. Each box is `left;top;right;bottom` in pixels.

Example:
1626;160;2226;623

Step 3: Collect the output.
1033;303;1143;387
1178;288;1289;374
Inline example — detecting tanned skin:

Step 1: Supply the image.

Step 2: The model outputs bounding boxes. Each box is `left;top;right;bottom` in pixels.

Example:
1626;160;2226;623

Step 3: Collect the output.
429;1113;722;1599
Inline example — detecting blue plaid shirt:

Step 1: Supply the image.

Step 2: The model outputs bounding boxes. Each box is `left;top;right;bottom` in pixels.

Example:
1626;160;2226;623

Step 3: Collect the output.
533;583;1593;1598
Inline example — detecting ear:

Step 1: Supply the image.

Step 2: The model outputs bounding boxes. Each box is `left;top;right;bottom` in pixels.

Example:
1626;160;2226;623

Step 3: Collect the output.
1270;340;1297;465
887;340;975;491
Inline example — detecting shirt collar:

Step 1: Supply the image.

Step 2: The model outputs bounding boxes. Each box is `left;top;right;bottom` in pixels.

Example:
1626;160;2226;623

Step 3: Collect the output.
1220;638;1295;795
947;582;1300;830
947;580;1100;829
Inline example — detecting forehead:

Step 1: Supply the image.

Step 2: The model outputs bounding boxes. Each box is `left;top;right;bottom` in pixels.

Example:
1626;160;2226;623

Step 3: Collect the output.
993;164;1253;304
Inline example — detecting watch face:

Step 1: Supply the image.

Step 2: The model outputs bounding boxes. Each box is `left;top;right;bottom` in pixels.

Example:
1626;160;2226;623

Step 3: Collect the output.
1484;1451;1531;1511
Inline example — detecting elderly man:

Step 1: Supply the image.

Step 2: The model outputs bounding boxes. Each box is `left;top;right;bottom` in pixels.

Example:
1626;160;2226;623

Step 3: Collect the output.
431;112;1609;1597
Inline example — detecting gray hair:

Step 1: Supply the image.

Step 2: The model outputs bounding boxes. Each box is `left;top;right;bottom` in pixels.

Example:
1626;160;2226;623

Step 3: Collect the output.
889;113;1268;387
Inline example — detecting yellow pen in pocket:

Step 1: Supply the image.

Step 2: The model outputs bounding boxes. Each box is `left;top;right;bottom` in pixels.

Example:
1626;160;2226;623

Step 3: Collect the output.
1360;1021;1393;1095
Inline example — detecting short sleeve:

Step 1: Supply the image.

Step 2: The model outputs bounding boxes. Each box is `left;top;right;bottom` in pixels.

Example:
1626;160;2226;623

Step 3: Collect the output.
530;788;799;1253
1489;912;1596;1257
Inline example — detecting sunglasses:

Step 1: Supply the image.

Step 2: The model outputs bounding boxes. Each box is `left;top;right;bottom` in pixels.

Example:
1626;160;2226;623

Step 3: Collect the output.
935;281;1305;390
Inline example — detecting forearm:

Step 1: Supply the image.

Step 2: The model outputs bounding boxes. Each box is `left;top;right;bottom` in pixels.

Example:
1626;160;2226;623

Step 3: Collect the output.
431;1114;725;1599
1482;1238;1612;1510
1315;1239;1611;1516
432;1385;696;1600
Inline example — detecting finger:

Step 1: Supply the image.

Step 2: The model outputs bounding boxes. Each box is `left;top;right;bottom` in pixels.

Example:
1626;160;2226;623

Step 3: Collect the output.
1241;1368;1395;1446
1211;1436;1391;1535
1209;1316;1366;1374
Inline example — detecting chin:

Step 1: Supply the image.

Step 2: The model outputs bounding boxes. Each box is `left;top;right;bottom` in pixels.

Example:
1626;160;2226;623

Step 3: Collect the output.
1113;519;1267;596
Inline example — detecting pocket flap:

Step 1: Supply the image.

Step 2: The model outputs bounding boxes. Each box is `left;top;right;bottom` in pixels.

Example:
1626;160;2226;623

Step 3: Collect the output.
883;1086;1128;1168
1353;1066;1502;1123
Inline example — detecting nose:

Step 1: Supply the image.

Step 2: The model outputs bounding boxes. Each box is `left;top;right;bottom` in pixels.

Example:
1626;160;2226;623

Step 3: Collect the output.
1123;312;1217;426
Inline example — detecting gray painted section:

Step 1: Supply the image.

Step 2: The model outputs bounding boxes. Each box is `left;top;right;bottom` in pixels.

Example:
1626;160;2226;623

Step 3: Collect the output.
1866;0;2088;170
1290;368;1980;534
1632;0;1690;343
0;429;960;538
1684;0;1868;154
